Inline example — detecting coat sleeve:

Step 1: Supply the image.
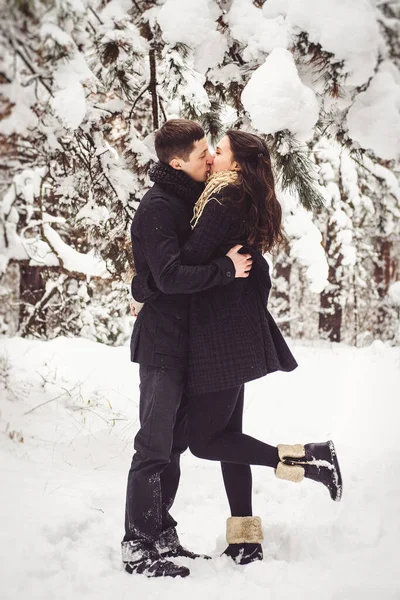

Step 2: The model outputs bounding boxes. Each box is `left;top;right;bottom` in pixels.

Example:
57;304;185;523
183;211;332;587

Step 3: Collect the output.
180;197;237;266
134;199;235;297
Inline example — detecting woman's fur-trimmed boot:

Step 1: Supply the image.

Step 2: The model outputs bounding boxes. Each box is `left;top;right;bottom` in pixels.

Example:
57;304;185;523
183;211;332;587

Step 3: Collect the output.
222;516;264;565
275;440;343;501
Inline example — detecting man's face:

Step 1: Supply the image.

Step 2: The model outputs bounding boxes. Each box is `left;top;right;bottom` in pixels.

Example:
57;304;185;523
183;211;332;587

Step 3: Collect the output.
170;137;213;182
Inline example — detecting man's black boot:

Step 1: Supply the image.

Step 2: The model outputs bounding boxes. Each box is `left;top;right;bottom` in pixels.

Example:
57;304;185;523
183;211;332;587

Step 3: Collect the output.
156;526;211;560
275;440;343;501
121;540;190;578
222;516;264;566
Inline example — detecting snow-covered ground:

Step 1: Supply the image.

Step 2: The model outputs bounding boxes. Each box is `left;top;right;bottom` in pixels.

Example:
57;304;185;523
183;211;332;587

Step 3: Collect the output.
0;336;399;600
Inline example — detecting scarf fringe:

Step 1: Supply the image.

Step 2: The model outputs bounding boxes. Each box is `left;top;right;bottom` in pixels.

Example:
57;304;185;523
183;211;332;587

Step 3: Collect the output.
191;170;239;229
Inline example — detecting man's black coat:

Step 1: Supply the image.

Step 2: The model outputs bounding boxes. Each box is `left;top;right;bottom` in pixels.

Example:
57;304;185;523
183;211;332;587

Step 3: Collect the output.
130;164;234;369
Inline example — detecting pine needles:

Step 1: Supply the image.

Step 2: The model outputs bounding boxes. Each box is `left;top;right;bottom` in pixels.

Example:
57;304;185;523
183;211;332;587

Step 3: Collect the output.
270;132;325;212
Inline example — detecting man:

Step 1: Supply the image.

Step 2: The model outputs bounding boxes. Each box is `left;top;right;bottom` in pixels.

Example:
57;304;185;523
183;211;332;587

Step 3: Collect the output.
122;119;252;578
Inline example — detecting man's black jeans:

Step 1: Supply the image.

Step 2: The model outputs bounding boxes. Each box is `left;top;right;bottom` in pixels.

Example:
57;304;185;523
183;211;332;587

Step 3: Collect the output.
123;365;188;543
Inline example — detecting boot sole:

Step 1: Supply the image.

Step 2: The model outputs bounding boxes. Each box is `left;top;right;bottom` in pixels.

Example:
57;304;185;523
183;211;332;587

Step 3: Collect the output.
327;440;343;502
124;562;190;578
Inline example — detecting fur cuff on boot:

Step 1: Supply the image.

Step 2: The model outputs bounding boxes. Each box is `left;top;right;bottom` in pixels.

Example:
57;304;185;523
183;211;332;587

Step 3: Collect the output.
226;517;264;545
277;443;305;460
275;462;305;482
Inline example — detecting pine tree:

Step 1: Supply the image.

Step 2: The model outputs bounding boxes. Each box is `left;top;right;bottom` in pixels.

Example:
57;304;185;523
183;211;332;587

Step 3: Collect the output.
0;0;156;341
0;0;399;346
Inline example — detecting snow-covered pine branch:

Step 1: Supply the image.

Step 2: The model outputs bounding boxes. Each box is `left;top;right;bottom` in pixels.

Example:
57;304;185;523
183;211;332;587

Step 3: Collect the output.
0;0;399;345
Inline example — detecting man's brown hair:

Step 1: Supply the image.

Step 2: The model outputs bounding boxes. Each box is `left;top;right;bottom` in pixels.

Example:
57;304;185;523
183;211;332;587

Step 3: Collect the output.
154;119;205;164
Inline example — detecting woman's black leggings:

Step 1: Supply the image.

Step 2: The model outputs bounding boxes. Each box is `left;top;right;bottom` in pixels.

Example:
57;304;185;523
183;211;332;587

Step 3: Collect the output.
188;384;279;518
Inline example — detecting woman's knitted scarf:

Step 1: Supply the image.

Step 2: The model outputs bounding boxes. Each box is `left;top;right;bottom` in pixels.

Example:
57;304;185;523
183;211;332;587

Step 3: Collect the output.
191;170;239;229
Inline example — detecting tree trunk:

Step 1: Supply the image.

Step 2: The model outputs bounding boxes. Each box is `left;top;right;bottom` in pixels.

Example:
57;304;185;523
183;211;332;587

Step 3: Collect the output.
373;237;395;337
149;48;159;130
272;241;292;336
319;220;343;342
19;263;46;336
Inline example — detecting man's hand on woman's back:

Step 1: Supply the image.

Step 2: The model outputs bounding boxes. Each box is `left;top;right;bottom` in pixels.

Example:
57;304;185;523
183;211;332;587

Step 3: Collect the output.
130;298;144;317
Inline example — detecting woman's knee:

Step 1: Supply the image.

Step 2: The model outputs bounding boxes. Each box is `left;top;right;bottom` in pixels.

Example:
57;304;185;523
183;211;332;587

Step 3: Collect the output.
188;436;211;459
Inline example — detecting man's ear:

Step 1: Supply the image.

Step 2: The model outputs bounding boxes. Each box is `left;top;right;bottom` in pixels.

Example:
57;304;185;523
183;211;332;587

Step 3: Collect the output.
170;158;182;171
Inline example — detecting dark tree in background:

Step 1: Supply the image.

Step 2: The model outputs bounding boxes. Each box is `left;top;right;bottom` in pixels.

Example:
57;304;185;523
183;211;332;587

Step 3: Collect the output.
0;0;399;345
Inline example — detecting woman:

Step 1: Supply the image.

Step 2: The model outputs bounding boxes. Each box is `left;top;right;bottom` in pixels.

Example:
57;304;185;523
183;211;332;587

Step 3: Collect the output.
179;130;342;565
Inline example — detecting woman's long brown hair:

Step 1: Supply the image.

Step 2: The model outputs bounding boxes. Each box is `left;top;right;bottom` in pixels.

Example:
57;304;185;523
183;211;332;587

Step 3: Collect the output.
226;130;282;253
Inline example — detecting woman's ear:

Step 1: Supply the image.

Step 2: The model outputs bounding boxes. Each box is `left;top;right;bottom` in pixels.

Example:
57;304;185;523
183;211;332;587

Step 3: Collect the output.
233;161;241;171
170;158;182;170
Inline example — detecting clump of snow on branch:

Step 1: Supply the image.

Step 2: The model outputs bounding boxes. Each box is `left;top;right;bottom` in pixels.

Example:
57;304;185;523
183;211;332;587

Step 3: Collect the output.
347;64;400;160
162;47;211;115
40;224;108;278
263;0;379;87
388;282;400;307
1;169;45;272
0;169;108;279
227;0;289;62
280;190;329;293
157;0;227;74
99;0;133;23
0;81;37;135
241;48;319;139
51;56;97;130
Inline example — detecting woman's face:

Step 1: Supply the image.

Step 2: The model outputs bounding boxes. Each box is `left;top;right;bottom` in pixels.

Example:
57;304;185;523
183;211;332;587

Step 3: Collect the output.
211;135;238;174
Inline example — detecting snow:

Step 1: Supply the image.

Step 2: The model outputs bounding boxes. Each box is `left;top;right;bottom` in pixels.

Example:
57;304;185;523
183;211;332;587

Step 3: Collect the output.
224;0;400;159
388;281;400;306
227;0;290;62
99;0;133;23
163;48;211;115
0;168;109;278
98;26;148;60
40;23;74;47
157;0;220;47
1;169;44;272
347;65;400;160
60;0;86;14
208;64;242;87
241;48;319;140
156;0;380;88
76;195;110;227
263;0;379;87
2;336;398;599
157;0;227;73
369;159;400;203
129;135;157;166
39;224;109;277
194;30;228;75
51;79;87;130
0;81;38;136
51;55;97;131
281;190;329;293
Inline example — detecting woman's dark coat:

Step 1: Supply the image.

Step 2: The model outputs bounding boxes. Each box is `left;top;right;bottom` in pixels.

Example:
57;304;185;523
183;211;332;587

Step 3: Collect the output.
180;191;298;396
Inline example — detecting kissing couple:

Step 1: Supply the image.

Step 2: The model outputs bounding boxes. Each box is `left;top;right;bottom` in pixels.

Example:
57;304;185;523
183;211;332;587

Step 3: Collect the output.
121;118;342;578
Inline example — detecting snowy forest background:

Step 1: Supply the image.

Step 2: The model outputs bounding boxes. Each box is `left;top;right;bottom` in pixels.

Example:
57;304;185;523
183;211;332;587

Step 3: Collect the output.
1;3;400;598
1;0;400;347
